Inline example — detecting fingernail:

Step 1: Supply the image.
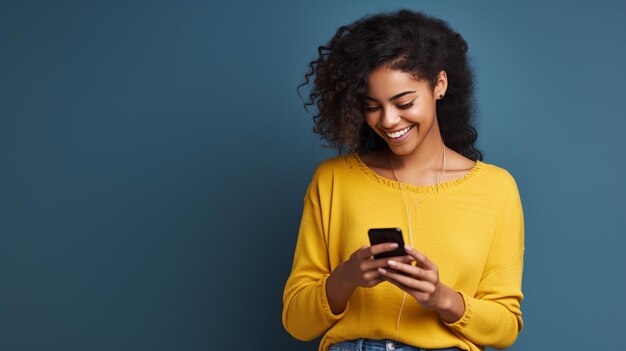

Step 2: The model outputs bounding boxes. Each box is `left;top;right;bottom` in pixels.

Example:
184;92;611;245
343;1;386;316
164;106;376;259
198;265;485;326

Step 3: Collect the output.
388;260;397;266
404;245;412;251
378;267;387;274
389;243;398;248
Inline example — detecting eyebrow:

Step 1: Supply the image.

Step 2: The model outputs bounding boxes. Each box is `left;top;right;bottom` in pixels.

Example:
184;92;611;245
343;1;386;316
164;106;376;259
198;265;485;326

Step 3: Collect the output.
364;91;416;102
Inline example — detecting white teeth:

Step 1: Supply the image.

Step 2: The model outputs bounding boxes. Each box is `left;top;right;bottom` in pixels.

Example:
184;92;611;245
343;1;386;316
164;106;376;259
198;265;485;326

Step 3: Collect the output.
386;126;412;139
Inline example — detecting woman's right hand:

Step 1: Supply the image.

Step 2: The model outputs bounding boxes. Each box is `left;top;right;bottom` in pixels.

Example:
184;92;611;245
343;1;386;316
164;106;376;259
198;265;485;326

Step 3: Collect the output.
338;243;414;290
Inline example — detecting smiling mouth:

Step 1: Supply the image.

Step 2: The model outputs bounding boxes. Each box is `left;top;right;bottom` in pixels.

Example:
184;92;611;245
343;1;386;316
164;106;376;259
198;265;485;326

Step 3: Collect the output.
385;125;414;139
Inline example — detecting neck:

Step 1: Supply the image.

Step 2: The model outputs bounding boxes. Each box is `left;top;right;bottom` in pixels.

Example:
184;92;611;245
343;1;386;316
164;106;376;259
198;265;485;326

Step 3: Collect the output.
388;131;446;174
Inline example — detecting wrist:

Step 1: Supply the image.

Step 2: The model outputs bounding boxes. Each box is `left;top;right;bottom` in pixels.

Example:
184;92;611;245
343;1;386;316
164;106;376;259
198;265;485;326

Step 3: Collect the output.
435;283;464;323
434;282;453;310
326;263;357;315
335;263;357;292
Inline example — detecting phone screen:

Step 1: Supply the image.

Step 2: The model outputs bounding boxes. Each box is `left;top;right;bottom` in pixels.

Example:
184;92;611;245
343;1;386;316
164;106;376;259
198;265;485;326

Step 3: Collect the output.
368;227;407;259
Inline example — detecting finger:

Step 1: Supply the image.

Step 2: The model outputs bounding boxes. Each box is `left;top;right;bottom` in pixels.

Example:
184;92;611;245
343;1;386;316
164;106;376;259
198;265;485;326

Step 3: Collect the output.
361;258;388;271
360;256;415;272
382;274;405;288
387;260;432;282
355;245;381;260
381;274;412;293
399;255;415;264
378;267;436;293
356;245;388;260
366;278;385;287
381;276;432;303
369;242;400;257
362;270;382;281
377;253;414;264
382;272;435;295
362;254;414;272
404;245;438;270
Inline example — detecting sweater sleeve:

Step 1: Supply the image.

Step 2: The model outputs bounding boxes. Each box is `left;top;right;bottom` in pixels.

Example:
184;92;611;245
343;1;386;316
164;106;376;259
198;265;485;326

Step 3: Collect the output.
444;176;525;349
282;168;348;341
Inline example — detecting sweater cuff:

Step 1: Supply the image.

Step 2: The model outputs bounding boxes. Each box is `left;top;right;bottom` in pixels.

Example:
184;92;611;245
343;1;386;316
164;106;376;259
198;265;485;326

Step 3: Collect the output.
320;275;349;320
443;290;472;329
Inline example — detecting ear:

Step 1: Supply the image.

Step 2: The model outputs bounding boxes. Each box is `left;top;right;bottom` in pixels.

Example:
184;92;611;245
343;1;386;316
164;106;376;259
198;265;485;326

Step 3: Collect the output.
434;70;448;100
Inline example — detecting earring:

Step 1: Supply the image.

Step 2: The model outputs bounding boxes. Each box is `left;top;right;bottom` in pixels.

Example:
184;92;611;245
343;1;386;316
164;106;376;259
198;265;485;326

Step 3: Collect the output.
439;94;444;99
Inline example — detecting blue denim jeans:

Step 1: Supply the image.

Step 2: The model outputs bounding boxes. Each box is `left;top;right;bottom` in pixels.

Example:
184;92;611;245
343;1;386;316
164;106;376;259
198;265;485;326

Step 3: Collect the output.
329;339;463;351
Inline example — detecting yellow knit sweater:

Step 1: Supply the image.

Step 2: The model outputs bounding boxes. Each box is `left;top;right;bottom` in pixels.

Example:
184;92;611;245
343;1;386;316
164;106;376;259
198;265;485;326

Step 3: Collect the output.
282;153;524;351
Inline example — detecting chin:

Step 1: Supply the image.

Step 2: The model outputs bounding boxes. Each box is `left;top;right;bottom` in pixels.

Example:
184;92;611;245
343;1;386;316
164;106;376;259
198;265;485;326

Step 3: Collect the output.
388;144;415;156
388;138;423;155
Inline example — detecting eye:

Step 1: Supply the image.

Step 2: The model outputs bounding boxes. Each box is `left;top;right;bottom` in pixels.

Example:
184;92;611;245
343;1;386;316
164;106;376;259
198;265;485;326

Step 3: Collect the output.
365;106;380;112
397;102;414;110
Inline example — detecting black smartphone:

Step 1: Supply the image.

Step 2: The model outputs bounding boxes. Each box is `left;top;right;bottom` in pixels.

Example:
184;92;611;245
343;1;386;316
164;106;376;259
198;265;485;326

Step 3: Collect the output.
367;227;407;259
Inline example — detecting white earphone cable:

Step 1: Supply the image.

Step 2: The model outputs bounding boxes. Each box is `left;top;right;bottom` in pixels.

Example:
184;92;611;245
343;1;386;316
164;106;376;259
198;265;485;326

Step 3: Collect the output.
389;144;446;342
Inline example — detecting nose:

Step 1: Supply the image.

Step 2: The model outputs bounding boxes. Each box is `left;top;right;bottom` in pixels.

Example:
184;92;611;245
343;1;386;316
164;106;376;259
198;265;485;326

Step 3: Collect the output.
380;107;402;129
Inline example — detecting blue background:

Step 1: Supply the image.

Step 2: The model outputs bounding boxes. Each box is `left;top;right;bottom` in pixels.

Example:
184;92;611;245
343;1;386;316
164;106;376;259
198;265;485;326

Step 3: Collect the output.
2;0;625;350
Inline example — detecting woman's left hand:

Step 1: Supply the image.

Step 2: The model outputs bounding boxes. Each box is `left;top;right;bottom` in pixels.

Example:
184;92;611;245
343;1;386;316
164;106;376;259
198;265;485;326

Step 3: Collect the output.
378;245;465;322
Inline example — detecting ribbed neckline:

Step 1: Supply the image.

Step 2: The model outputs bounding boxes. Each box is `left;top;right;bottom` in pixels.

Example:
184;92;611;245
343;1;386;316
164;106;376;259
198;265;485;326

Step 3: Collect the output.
350;152;484;193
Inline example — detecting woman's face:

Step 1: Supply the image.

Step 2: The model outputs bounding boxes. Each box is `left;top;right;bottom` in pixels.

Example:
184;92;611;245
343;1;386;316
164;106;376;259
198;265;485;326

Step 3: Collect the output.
364;65;447;156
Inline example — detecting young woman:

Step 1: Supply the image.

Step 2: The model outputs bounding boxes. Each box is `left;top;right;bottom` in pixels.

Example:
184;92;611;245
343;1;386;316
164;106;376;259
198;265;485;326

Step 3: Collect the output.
282;9;524;351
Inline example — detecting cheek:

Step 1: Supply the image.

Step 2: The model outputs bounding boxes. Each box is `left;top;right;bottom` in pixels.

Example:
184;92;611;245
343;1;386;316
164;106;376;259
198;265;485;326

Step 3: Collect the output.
364;115;387;139
408;104;423;116
364;114;378;128
407;104;433;123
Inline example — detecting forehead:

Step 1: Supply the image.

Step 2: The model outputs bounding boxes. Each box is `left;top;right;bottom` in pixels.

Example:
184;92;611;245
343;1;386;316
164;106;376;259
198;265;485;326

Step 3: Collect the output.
366;66;429;97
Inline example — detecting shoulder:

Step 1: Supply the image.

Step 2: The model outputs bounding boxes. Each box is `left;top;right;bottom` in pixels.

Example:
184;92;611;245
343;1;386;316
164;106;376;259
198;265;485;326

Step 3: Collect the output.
477;161;522;199
304;153;364;196
480;161;517;182
304;154;358;203
310;153;358;180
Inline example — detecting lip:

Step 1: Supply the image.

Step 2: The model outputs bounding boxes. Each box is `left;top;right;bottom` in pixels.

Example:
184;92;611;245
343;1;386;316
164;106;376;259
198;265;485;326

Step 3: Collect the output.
384;125;414;134
384;125;414;143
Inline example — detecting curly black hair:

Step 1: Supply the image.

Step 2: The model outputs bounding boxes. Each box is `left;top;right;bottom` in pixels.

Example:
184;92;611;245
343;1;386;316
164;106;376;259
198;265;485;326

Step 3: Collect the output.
298;9;483;161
